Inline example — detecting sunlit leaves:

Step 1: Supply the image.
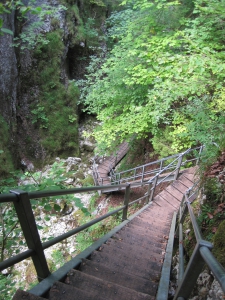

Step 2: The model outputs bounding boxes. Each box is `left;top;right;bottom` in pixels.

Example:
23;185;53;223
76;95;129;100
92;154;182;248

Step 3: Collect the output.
80;0;225;155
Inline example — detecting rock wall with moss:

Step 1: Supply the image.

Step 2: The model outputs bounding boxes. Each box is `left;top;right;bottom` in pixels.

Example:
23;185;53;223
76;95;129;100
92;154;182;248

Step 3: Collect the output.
0;0;118;177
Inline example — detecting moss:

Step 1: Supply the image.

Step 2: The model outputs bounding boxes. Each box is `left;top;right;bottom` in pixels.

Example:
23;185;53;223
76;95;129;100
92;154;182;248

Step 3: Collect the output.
75;170;85;180
80;174;95;186
0;115;15;178
213;220;225;267
32;30;80;158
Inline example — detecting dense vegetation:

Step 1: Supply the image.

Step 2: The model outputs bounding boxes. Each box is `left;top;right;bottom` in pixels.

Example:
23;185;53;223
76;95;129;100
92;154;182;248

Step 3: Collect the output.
0;0;225;298
79;0;225;162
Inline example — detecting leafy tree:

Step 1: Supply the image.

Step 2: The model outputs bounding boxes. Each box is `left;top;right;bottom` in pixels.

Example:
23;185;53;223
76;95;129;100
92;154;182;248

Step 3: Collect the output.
79;0;225;158
0;162;88;296
0;1;66;49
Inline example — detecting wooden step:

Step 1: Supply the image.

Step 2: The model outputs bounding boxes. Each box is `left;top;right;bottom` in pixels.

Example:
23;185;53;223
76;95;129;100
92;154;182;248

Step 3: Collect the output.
106;238;165;255
153;194;178;210
79;259;158;296
156;191;181;208
48;281;105;300
128;215;171;228
98;243;163;262
177;175;194;187
126;221;170;236
90;249;162;278
138;209;172;221
13;290;47;300
165;185;184;201
180;172;196;182
65;269;154;300
111;232;166;251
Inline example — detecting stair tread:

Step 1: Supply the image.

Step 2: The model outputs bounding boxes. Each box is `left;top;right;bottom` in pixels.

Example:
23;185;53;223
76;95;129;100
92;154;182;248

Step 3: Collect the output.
106;237;165;255
177;175;194;187
13;290;47;300
165;185;184;201
153;195;178;210
134;209;172;219
79;258;158;295
125;222;170;234
98;243;164;261
158;190;181;206
125;219;170;232
171;180;190;194
91;250;162;277
92;242;162;282
65;269;154;300
49;281;105;300
180;172;196;182
112;229;168;248
138;210;172;219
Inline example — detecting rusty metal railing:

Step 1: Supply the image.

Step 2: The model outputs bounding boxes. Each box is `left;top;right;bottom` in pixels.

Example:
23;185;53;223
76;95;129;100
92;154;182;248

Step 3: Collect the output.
0;146;204;297
173;185;225;299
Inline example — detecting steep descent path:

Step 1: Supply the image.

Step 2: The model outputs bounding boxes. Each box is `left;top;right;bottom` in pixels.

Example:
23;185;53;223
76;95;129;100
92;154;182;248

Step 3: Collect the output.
13;167;197;300
93;142;129;186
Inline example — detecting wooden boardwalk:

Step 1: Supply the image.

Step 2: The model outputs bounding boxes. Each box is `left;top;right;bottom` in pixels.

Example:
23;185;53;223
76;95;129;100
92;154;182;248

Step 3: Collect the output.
13;167;197;300
94;142;129;185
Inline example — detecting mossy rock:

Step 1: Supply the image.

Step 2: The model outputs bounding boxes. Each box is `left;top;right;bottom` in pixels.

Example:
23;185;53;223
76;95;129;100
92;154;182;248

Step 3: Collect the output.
81;175;94;186
75;170;85;180
213;220;225;267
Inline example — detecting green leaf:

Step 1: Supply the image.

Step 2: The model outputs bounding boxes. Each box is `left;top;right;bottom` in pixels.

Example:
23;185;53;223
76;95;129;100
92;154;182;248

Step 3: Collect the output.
54;204;61;212
44;204;52;211
1;28;13;35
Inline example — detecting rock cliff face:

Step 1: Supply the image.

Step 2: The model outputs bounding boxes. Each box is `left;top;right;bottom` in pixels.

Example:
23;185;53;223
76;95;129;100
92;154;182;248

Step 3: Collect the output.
0;0;112;176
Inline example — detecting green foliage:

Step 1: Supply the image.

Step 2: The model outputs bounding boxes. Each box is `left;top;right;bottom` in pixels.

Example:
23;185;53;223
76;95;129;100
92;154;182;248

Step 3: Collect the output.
76;211;121;253
0;3;13;35
80;0;225;162
213;220;225;268
0;116;15;178
50;250;68;272
90;0;106;7
31;105;49;129
31;31;80;157
80;175;95;187
0;273;17;300
1;1;67;49
0;159;91;297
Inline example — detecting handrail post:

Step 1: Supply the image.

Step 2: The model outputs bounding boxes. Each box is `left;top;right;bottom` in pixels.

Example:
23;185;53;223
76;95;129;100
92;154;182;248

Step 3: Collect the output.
134;168;136;181
174;154;183;180
122;184;130;221
196;145;203;165
178;203;184;285
174;240;213;299
146;181;152;203
149;174;159;202
10;189;50;281
141;165;145;184
160;160;163;170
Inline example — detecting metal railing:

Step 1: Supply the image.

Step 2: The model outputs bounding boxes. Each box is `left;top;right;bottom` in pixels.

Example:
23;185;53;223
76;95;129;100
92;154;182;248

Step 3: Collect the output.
174;185;225;299
0;146;204;296
93;142;129;186
110;146;203;185
93;146;203;190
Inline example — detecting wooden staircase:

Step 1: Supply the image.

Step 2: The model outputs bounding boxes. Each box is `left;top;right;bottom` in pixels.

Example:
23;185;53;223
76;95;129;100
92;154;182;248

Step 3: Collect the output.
13;167;197;300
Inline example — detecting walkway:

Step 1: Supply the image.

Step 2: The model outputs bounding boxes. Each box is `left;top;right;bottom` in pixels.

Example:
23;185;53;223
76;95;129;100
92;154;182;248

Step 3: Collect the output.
13;167;197;299
93;142;129;186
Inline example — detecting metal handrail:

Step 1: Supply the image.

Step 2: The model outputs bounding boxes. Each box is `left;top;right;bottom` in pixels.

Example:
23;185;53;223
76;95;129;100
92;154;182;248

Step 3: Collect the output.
174;186;225;299
0;146;204;292
110;146;202;185
93;142;129;186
